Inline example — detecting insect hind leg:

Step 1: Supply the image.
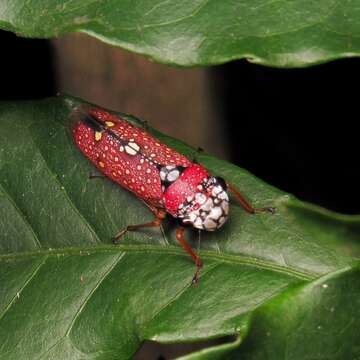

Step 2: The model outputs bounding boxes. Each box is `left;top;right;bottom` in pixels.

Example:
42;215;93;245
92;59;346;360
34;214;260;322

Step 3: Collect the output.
112;204;167;244
175;227;203;286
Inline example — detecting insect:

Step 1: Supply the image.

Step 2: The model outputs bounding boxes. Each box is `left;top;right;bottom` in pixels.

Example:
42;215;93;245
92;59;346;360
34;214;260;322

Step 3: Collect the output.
71;105;274;284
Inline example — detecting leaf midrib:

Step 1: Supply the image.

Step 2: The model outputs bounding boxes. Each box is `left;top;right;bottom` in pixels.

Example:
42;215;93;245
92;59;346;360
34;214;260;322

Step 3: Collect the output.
0;244;316;281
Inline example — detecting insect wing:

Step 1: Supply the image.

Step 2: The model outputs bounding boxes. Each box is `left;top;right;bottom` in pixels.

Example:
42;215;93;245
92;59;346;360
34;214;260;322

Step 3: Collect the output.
88;108;191;168
72;106;191;206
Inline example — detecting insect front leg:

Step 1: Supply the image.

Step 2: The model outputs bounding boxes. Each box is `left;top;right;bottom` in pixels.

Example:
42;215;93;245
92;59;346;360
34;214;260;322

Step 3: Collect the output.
113;202;167;244
226;182;275;214
175;227;203;286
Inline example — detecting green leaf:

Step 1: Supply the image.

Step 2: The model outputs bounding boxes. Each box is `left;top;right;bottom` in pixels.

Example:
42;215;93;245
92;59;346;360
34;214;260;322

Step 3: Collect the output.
0;96;359;359
1;1;360;67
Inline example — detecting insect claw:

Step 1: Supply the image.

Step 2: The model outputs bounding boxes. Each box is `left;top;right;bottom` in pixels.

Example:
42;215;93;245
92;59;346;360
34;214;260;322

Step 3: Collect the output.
89;173;105;180
112;228;128;244
191;275;199;287
191;267;202;287
254;207;276;214
191;258;203;286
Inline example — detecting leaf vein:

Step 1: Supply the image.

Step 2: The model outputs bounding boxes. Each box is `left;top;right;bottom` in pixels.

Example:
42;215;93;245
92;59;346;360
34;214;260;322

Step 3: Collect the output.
0;181;42;249
0;244;316;280
0;255;48;322
36;252;126;359
65;251;126;336
139;262;220;338
28;125;102;245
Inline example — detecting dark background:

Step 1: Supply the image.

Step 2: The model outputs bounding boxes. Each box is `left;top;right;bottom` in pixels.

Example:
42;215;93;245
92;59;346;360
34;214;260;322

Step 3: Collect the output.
221;59;360;214
2;30;359;214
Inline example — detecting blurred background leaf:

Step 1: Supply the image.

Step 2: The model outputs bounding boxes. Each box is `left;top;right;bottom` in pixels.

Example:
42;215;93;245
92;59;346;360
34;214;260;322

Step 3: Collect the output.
1;0;360;67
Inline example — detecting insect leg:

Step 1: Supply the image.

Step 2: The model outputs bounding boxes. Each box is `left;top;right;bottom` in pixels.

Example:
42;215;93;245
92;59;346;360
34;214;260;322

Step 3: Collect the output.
88;173;106;180
175;227;203;285
226;182;275;214
112;204;167;243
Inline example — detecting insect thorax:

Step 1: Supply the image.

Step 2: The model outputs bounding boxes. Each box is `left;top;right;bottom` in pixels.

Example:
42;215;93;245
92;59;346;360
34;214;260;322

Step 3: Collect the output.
163;165;229;231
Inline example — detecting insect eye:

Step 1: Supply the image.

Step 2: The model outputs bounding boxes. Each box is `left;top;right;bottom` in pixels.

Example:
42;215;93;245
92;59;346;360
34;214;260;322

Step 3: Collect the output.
215;177;227;190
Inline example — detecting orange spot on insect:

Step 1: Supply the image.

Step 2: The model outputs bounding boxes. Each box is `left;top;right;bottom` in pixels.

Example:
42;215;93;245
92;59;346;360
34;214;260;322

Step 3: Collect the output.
99;161;105;168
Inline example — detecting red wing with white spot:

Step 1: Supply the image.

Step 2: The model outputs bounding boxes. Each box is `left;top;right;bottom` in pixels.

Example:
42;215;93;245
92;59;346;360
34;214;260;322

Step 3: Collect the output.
72;106;191;207
88;108;191;168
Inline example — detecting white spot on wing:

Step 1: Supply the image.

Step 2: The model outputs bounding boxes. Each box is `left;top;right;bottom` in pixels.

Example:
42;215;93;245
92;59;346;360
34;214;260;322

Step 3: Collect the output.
160;170;166;181
125;145;137;156
167;170;180;182
129;142;140;151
